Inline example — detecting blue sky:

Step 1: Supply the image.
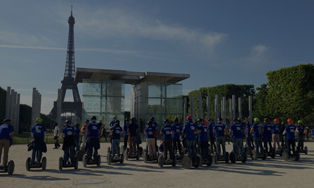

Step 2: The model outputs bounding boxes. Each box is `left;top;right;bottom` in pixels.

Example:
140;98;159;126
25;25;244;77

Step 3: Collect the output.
0;0;313;115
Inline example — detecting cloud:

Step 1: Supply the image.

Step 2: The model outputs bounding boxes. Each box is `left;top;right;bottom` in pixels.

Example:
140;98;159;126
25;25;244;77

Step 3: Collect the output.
250;45;269;63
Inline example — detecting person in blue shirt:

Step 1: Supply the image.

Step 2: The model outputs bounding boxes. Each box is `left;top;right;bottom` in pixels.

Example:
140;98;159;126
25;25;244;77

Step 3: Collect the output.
213;118;226;158
207;118;216;152
296;120;305;151
74;123;81;152
151;117;158;150
283;119;296;156
197;118;209;162
225;122;231;145
250;118;264;156
182;115;199;163
109;115;118;149
272;119;281;152
263;118;273;152
123;119;129;150
111;120;123;160
311;127;314;140
0;119;14;170
245;119;254;150
160;119;173;161
127;117;139;155
280;122;287;148
171;117;182;156
229;117;248;159
144;121;156;158
86;116;100;161
31;118;47;164
61;120;76;165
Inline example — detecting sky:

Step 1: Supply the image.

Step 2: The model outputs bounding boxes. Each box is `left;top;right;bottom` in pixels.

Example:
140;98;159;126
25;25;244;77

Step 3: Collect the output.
0;0;313;115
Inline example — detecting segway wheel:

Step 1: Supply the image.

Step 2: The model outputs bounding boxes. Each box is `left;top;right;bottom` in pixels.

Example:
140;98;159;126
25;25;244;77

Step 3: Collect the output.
107;153;111;165
296;152;300;161
225;152;229;163
124;150;129;161
214;152;218;163
59;157;63;171
283;151;289;161
136;150;140;160
120;154;124;164
144;151;148;163
7;160;14;175
97;155;101;166
139;147;143;157
158;155;164;168
75;157;78;169
271;150;276;158
261;151;267;160
230;151;236;163
120;146;125;154
305;146;308;155
242;152;247;163
26;157;31;171
172;155;177;167
182;156;192;169
42;157;47;170
252;150;257;160
83;154;88;167
207;155;212;166
197;154;203;166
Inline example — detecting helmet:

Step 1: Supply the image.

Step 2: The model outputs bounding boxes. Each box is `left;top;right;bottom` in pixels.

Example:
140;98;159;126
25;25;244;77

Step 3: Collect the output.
131;117;136;122
65;120;71;124
36;118;43;122
254;118;259;122
274;119;279;123
125;118;129;122
197;118;203;123
150;117;155;121
186;115;192;121
218;118;223;121
164;119;169;124
85;119;89;123
174;117;179;123
91;116;97;121
113;115;118;119
233;118;238;122
75;122;80;126
208;118;213;122
264;118;269;121
147;120;153;125
297;120;303;124
287;119;293;124
3;119;11;123
115;120;120;125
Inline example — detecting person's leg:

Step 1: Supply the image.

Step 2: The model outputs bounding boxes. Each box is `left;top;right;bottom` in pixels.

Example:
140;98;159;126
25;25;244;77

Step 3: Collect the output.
186;141;192;160
163;139;168;160
64;147;69;165
268;138;272;151
2;139;10;167
131;137;136;154
272;134;276;151
70;146;75;164
32;149;36;163
238;139;244;158
233;138;237;156
168;139;173;159
147;138;153;156
112;139;117;158
37;150;42;163
254;138;259;154
191;140;197;162
216;137;221;156
222;137;226;156
276;134;280;150
116;139;120;157
178;139;182;154
172;139;177;154
291;140;296;155
0;139;4;166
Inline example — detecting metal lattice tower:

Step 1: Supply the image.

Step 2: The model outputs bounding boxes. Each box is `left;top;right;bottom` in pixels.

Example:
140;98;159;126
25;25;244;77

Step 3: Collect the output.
49;7;82;120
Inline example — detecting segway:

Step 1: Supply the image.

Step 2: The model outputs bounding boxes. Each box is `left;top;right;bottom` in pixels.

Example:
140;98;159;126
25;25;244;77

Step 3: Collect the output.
76;143;87;161
266;148;276;158
182;154;201;169
59;155;78;171
124;147;140;161
143;146;159;163
275;146;284;157
229;150;247;163
283;148;300;161
82;154;101;167
0;160;14;175
250;148;267;160
296;146;308;155
107;146;124;165
158;154;177;168
244;145;253;156
213;151;229;163
196;148;212;166
26;156;47;171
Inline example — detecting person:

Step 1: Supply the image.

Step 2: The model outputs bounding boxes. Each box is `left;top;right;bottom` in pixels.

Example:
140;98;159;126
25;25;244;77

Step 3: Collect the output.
31;118;47;164
109;115;118;148
296;120;305;151
182;115;199;164
99;121;108;142
160;119;173;161
144;121;156;158
208;118;216;152
263;118;273;152
111;120;123;160
283;119;296;156
171;117;182;155
61;120;76;165
250;118;264;157
272;119;281;152
80;120;89;149
0;119;14;170
197;118;209;162
151;117;158;150
128;117;139;155
225;122;231;145
311;127;314;140
140;119;144;133
86;116;100;161
213;118;226;158
304;126;310;141
74;123;81;152
246;119;254;149
53;123;60;149
123;119;129;150
280;122;286;147
229;118;247;159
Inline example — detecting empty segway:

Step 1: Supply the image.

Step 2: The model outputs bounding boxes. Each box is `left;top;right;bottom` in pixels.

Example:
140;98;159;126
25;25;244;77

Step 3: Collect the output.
107;146;124;165
250;148;267;160
143;146;159;163
0;160;14;175
76;143;87;161
282;148;300;161
229;151;247;163
26;156;47;171
213;151;229;163
82;154;101;167
59;155;78;171
124;147;140;161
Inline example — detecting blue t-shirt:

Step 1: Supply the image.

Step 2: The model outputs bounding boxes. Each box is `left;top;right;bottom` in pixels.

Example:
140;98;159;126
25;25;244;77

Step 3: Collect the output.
296;126;304;135
198;123;208;142
161;125;173;139
208;123;214;137
312;129;314;135
62;126;74;137
183;121;197;141
245;122;252;135
31;123;46;138
87;121;100;137
252;123;263;138
231;123;243;139
128;123;139;137
123;123;129;137
213;123;225;137
145;126;155;139
263;123;272;138
111;125;122;140
0;123;14;140
109;120;116;128
272;124;280;134
152;121;158;131
285;124;296;140
171;123;182;139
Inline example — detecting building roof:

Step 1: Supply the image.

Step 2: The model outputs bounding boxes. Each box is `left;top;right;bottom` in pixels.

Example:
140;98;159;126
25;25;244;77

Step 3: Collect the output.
75;67;190;85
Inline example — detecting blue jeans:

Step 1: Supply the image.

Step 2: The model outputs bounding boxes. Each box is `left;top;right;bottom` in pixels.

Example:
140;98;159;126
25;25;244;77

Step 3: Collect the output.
297;134;304;150
216;136;226;156
64;146;75;165
112;139;120;157
233;138;243;158
254;138;263;154
32;150;42;163
246;134;254;149
263;137;272;151
186;140;197;162
75;140;79;152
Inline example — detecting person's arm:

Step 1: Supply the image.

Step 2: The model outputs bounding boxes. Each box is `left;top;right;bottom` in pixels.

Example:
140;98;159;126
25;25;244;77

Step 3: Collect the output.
10;131;14;138
61;132;65;139
250;127;254;134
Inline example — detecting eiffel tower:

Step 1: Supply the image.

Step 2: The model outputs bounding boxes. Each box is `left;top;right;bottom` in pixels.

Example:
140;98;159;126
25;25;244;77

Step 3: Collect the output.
49;8;82;120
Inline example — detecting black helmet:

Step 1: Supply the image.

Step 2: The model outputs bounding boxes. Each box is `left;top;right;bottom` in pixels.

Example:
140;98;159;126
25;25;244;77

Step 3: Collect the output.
164;119;169;124
197;118;203;123
91;116;96;121
233;118;238;122
85;119;89;123
208;118;213;122
174;117;179;123
3;119;11;123
125;118;129;122
218;118;223;121
147;120;153;125
131;117;136;122
115;120;120;125
150;117;155;121
65;120;71;124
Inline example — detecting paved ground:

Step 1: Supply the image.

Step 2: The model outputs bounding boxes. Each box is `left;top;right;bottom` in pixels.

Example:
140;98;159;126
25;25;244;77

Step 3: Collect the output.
1;142;314;188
